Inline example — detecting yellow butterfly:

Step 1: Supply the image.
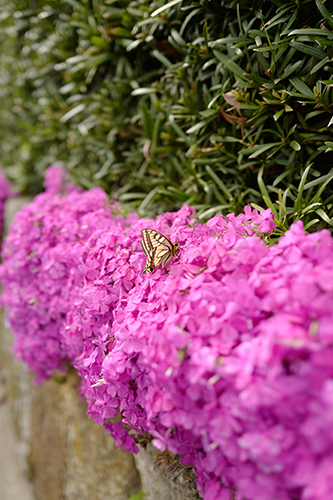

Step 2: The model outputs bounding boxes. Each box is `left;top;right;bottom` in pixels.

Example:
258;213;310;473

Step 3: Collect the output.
141;229;179;274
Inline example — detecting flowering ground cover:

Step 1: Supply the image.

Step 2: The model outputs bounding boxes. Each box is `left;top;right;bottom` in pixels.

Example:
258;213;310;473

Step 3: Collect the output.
1;167;333;500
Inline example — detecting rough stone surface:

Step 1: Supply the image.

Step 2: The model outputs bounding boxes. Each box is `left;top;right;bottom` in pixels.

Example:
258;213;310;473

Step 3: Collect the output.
0;309;34;477
134;443;199;500
0;381;35;500
3;196;32;235
30;371;142;500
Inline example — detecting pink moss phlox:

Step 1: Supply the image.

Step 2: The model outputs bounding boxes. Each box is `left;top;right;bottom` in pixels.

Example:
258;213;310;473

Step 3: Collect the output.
2;167;333;500
0;168;120;382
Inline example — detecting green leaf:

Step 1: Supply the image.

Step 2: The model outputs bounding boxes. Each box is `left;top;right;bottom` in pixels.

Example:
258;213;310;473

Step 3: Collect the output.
251;202;266;212
310;56;329;74
315;0;333;29
240;142;282;158
131;88;157;96
138;187;159;213
210;136;240;143
257;166;278;219
213;51;247;82
61;0;83;9
152;50;172;68
262;195;278;218
290;140;301;151
273;109;284;121
102;7;123;20
119;192;147;201
301;202;322;214
288;28;333;36
305;110;327;121
128;491;146;500
186;116;216;134
203;21;209;48
60;103;86;123
303;219;320;231
151;0;184;17
205;166;233;199
274;60;303;83
294;165;312;215
289;41;327;60
316;208;332;224
90;36;109;49
272;166;297;187
198;205;231;220
171;28;187;47
110;27;133;38
304;171;333;190
168;114;193;147
158;187;188;201
289;77;314;98
69;53;114;72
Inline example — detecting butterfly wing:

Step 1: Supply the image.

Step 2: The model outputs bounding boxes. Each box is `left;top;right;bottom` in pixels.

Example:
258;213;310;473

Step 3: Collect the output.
141;229;178;274
142;250;156;273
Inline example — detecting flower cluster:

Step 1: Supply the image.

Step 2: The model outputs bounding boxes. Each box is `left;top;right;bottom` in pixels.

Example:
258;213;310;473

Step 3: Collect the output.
0;167;121;381
2;167;333;500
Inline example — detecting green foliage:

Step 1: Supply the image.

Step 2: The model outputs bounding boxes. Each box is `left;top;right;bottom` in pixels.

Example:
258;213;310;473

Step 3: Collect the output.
128;491;146;500
1;0;333;231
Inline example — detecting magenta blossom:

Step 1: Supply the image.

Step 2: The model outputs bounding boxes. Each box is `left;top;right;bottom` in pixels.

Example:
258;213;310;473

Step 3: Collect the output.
2;168;333;500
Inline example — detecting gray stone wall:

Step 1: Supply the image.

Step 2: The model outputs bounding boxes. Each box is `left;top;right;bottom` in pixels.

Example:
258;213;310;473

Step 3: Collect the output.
0;197;200;500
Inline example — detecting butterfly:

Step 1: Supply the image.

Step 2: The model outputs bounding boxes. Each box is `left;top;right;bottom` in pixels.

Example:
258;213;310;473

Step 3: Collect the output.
141;229;179;274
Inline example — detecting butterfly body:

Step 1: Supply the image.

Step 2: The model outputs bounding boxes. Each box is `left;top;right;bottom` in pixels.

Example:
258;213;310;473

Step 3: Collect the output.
141;229;179;274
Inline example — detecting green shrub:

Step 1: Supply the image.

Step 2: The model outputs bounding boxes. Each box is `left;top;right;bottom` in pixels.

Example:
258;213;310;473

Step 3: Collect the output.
1;0;333;232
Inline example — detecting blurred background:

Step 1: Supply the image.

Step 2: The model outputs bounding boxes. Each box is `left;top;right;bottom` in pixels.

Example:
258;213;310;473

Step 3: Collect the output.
0;0;333;232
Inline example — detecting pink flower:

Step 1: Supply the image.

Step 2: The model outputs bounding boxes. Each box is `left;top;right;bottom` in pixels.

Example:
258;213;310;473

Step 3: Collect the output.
3;167;333;500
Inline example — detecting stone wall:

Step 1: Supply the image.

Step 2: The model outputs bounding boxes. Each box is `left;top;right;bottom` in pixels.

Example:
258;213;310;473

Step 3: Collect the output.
0;197;199;500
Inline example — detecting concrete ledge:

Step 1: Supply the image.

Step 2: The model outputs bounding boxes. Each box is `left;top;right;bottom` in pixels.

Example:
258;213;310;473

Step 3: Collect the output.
0;380;35;500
